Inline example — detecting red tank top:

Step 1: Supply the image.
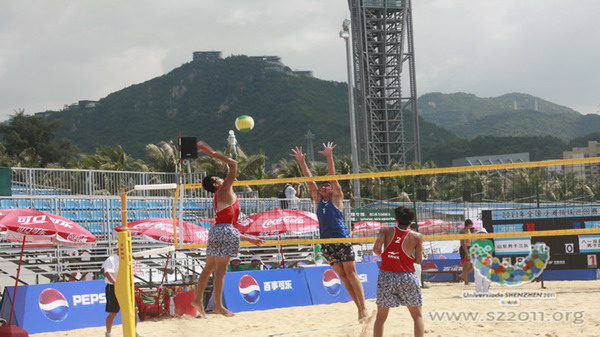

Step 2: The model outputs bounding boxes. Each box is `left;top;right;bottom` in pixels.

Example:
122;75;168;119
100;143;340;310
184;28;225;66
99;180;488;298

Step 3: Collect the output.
379;227;415;273
214;194;241;226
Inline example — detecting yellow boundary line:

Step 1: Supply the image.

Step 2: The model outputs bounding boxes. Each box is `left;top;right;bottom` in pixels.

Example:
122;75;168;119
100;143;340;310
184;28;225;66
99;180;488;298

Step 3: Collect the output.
184;156;600;188
179;227;600;249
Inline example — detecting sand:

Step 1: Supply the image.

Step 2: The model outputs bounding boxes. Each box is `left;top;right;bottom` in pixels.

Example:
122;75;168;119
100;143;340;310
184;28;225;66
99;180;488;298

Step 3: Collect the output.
31;280;599;337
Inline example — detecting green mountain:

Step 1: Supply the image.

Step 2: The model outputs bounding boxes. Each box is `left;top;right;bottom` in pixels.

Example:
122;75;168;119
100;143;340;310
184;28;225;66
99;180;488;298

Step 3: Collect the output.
417;92;600;140
42;55;599;166
45;55;453;163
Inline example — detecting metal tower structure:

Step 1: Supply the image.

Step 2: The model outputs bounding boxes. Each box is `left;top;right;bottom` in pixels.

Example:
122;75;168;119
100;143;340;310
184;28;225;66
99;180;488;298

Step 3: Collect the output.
304;127;315;163
348;0;421;168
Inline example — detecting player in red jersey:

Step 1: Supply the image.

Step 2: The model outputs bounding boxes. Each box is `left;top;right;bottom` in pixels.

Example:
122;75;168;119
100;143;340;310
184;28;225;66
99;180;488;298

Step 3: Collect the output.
373;206;424;337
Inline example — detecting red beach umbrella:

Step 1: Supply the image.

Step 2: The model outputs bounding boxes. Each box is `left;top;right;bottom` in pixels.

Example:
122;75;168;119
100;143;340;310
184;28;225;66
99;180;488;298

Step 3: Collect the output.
0;208;97;334
114;218;209;244
237;209;319;236
417;219;456;235
351;221;390;237
0;208;97;248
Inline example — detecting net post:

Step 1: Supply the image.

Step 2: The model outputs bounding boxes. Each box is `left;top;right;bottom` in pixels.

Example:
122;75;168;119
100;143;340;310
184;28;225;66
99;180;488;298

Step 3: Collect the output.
117;186;136;337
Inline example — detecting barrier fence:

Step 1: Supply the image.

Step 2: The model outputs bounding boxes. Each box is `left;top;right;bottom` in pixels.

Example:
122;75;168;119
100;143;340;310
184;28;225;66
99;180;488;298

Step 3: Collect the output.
1;193;600;286
2;156;600;287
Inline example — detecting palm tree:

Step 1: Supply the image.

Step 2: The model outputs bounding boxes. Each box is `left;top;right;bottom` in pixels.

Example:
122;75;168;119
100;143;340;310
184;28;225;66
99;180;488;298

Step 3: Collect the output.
408;161;439;201
17;148;42;168
0;145;30;168
145;140;179;172
335;155;354;199
80;145;148;171
272;158;306;199
236;151;270;196
359;162;384;202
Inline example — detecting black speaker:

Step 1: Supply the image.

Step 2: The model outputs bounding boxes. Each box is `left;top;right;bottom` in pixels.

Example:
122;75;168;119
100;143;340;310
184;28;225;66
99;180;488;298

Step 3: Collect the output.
180;137;198;159
463;190;472;202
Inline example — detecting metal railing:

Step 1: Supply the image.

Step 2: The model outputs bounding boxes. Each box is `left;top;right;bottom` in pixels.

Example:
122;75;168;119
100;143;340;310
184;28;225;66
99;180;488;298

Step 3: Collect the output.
1;194;598;287
10;167;206;197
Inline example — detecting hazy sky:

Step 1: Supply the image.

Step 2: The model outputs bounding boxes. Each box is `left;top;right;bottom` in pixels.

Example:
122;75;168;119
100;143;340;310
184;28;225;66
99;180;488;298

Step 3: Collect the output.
1;0;599;122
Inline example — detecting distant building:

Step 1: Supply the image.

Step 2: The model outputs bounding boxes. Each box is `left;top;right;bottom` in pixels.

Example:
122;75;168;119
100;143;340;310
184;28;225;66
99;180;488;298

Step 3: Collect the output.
292;71;314;78
452;152;530;168
563;141;600;178
192;52;313;76
249;55;282;64
193;51;222;61
34;111;52;117
249;56;285;72
78;100;98;109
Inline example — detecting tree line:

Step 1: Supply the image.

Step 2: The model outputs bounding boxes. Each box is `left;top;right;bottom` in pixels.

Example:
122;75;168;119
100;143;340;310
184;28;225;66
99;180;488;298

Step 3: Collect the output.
1;111;598;203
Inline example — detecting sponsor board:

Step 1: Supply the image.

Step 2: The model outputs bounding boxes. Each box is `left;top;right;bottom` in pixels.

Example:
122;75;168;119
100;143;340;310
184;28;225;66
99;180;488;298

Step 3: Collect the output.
0;280;120;334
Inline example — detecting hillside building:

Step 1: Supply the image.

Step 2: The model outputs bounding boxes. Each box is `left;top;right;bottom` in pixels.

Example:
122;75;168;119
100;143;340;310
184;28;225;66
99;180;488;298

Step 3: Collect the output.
249;56;285;72
292;71;313;78
452;153;530;168
78;100;98;109
563;141;600;178
193;51;222;61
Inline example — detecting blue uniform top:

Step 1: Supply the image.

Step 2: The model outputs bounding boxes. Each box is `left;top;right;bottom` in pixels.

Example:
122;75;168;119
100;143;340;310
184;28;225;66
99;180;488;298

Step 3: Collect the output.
316;199;349;239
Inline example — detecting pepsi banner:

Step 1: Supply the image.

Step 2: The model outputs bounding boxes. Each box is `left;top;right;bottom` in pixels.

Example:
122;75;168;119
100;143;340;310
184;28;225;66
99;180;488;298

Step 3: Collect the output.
0;280;120;334
421;259;466;282
222;269;312;313
303;262;379;306
358;262;379;299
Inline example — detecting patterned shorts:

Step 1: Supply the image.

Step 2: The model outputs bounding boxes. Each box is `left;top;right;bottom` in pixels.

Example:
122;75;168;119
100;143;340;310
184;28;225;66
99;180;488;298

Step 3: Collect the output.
376;270;423;308
206;224;240;257
322;242;355;265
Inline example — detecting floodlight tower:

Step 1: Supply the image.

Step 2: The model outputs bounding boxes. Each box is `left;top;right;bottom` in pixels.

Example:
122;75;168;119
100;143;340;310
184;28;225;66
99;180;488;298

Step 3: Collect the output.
347;0;421;168
304;127;315;163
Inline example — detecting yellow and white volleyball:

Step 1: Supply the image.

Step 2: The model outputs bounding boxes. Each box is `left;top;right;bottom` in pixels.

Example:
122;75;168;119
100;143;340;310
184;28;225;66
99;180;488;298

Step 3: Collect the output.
235;115;255;132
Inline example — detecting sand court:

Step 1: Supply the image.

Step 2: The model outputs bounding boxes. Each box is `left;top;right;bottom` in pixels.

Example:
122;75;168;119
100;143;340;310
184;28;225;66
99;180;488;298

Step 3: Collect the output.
30;280;599;337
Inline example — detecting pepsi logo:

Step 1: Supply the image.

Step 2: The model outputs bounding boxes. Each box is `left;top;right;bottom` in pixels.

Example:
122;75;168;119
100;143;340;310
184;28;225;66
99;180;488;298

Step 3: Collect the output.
422;261;439;272
322;269;341;296
238;275;260;304
39;288;69;322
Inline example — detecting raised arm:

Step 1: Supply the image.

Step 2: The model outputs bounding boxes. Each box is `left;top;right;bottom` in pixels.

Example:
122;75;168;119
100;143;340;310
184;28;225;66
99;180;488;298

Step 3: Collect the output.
239;233;265;246
318;142;344;207
198;141;237;188
198;141;238;208
290;146;319;202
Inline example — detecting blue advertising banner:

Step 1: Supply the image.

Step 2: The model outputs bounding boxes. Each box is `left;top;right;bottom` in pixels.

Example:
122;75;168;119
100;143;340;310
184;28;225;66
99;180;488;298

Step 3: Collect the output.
303;262;379;306
222;268;312;313
491;206;600;221
0;280;120;334
422;259;467;282
303;265;351;305
356;262;379;299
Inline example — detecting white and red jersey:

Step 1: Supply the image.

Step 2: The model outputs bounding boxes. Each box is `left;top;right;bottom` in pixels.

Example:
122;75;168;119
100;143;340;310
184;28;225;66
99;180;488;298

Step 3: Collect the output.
380;227;415;273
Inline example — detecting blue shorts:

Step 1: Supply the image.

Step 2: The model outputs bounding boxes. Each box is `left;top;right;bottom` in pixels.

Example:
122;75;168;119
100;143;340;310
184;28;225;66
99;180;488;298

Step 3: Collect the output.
376;270;422;307
206;223;240;257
